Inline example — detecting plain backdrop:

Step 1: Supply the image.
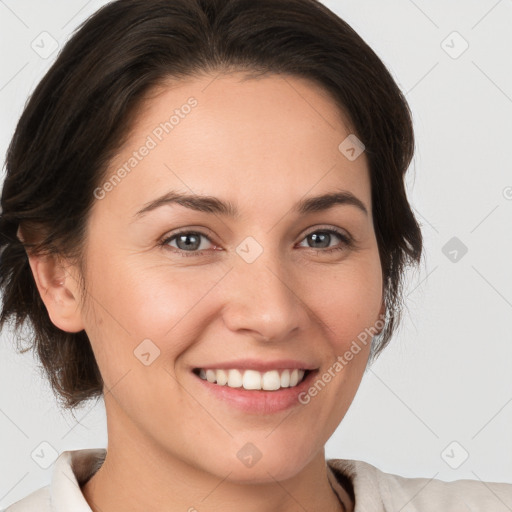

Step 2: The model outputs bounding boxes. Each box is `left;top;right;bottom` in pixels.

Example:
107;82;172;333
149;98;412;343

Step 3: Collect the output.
1;0;511;508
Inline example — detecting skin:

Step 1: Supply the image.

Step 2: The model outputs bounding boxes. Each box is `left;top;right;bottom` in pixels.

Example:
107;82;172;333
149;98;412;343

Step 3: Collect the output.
28;72;385;512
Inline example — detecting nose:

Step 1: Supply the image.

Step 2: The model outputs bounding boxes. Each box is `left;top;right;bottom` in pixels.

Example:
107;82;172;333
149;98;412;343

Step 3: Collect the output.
219;246;309;343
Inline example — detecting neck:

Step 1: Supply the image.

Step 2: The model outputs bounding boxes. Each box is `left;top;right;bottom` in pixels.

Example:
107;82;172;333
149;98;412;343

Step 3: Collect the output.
81;406;353;512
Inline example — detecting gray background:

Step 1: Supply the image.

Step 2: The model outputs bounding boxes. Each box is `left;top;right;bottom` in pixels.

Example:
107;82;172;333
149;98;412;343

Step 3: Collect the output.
1;0;511;507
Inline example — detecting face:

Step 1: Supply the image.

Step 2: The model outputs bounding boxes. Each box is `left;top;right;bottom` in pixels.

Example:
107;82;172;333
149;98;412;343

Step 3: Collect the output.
67;72;384;483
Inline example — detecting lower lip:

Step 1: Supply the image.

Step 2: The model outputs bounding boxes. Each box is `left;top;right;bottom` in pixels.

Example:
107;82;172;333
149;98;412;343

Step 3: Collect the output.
193;370;318;414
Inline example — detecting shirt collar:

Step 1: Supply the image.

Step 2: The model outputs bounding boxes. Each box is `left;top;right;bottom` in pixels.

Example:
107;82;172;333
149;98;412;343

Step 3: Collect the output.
327;458;388;510
50;449;106;512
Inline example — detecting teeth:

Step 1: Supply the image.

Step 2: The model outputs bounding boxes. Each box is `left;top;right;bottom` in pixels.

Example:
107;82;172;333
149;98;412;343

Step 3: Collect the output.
262;370;281;390
243;370;261;390
227;369;243;388
197;368;307;391
280;369;290;388
216;369;228;385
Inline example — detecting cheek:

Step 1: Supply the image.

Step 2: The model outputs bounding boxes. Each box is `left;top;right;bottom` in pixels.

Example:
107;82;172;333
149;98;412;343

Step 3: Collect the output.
305;259;383;345
82;250;230;360
122;263;230;341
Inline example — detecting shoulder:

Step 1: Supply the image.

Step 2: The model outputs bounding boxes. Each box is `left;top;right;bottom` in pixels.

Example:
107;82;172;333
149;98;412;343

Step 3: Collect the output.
3;486;51;511
328;458;512;511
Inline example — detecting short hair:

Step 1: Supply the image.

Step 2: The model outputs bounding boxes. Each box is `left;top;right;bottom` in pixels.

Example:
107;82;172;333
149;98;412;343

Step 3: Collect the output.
0;0;423;410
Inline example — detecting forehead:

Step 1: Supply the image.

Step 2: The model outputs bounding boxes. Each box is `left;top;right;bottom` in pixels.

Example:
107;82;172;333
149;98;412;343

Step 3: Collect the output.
96;72;371;219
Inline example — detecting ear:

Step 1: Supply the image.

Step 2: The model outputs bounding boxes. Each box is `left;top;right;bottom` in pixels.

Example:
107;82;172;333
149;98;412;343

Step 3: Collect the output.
26;251;86;333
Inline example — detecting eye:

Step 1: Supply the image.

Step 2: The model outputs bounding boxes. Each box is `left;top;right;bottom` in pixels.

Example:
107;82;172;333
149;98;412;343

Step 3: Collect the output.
160;230;217;257
297;227;354;254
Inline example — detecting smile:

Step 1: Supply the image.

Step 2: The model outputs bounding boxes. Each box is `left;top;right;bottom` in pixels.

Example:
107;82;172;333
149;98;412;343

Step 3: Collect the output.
193;368;310;391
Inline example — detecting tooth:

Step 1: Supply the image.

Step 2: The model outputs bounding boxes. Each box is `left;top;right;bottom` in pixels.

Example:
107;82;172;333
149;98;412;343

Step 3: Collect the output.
199;367;308;389
280;369;290;387
216;369;228;386
242;370;262;390
227;369;243;387
262;370;281;391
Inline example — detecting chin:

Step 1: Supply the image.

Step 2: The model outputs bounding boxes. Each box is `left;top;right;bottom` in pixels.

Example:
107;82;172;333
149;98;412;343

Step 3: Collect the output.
195;444;315;484
221;461;305;485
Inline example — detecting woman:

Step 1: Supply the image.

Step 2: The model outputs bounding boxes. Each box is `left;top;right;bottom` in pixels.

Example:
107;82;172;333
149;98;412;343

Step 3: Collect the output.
0;0;511;510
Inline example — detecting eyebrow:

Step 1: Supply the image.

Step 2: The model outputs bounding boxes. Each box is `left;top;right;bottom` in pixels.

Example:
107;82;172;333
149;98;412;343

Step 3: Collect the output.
133;189;368;220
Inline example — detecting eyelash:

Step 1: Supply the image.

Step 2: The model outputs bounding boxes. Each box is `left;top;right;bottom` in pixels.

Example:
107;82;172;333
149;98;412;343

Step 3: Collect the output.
158;227;354;258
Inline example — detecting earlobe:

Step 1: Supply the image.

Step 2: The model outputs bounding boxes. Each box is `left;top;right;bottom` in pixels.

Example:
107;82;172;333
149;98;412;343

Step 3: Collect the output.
27;252;85;333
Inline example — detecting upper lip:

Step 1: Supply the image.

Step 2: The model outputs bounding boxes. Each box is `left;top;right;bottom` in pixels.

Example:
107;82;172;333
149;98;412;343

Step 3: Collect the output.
193;359;318;372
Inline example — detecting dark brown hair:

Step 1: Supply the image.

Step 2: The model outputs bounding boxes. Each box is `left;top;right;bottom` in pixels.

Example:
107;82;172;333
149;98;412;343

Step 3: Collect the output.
0;0;423;409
